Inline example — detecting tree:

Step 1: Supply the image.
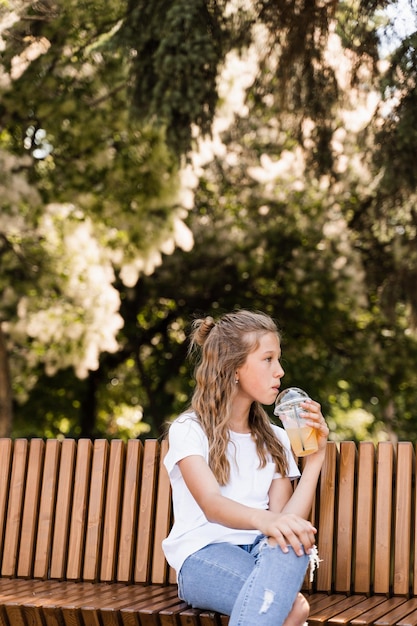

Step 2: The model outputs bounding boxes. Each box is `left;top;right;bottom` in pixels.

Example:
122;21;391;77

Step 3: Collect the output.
0;0;193;435
2;0;417;443
105;0;417;440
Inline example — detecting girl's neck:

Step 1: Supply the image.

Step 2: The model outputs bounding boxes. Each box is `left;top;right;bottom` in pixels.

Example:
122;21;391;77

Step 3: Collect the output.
228;414;251;434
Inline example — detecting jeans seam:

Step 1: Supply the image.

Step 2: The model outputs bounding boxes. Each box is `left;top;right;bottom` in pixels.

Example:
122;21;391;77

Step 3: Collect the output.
234;557;259;625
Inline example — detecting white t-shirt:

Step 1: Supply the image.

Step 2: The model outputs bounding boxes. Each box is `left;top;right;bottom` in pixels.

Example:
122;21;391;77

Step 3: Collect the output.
162;412;300;576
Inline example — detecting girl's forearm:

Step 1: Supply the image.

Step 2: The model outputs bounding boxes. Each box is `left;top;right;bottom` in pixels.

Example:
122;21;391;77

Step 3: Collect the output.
281;452;325;519
202;492;269;531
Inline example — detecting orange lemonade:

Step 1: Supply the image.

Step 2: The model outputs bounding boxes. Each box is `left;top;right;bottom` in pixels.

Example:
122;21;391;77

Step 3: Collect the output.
285;425;318;457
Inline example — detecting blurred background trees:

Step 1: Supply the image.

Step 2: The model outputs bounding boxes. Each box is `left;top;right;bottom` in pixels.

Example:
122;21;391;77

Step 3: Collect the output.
1;0;417;443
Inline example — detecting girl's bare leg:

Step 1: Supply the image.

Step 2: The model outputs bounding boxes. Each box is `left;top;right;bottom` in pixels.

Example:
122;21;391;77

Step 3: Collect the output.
283;593;309;626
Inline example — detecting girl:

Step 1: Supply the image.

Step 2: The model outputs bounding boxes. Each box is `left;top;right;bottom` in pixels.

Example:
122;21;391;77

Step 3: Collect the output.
162;310;329;626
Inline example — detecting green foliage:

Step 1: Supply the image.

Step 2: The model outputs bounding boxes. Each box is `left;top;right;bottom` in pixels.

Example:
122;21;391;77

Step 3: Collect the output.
122;0;346;164
0;0;190;436
2;0;417;446
374;33;417;195
123;0;227;154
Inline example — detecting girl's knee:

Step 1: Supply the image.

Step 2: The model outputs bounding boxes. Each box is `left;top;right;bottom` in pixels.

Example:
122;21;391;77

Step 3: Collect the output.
297;593;310;621
285;593;310;626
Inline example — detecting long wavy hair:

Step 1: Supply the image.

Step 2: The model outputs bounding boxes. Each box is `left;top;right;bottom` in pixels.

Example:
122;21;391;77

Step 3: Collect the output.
187;310;289;485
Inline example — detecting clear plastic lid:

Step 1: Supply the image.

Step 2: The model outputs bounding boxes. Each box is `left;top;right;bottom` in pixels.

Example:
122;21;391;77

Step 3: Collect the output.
273;387;310;415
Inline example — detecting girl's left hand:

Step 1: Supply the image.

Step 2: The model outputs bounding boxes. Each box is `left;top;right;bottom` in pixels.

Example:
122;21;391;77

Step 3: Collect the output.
301;399;329;450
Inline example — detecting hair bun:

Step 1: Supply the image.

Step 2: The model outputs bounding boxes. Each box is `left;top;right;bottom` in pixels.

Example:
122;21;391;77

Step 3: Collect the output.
192;316;215;346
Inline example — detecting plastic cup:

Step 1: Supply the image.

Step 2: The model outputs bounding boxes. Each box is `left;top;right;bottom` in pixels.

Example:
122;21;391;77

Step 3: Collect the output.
273;387;318;457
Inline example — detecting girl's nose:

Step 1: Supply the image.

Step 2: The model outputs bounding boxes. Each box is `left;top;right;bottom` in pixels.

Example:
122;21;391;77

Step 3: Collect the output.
275;364;284;378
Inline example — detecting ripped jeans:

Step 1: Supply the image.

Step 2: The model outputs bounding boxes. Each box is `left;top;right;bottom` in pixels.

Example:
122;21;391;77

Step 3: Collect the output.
178;534;309;626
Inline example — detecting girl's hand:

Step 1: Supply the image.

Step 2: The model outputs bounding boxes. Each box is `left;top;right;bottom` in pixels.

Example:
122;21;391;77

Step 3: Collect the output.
258;510;317;556
301;399;329;450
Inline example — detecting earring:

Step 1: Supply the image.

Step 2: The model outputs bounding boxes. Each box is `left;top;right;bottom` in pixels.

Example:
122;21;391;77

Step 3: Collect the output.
235;378;239;384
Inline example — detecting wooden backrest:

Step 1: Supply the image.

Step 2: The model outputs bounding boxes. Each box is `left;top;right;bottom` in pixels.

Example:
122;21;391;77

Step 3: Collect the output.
0;437;415;595
313;440;416;596
0;437;173;584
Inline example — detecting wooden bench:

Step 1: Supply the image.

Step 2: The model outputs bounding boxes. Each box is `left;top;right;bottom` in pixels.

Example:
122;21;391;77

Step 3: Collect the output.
0;438;416;626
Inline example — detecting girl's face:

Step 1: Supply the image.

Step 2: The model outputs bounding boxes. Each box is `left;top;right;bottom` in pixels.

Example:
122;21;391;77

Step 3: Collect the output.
235;332;284;406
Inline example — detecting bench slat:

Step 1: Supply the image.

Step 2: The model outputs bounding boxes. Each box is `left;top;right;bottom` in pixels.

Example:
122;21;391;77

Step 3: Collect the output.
100;439;125;582
2;439;28;576
43;607;67;626
308;593;350;611
50;438;76;579
335;441;357;592
353;442;375;593
414;441;417;597
152;438;173;585
4;604;27;626
34;440;61;579
315;441;338;592
393;442;414;596
0;438;13;561
199;611;223;625
18;438;45;577
66;439;93;580
117;439;143;582
176;607;203;625
100;611;121;626
134;439;160;583
373;442;394;594
83;439;109;581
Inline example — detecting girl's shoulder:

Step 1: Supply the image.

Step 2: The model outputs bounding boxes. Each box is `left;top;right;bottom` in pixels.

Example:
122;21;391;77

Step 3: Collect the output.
173;410;199;423
270;421;285;436
164;411;208;472
168;411;205;437
270;422;291;447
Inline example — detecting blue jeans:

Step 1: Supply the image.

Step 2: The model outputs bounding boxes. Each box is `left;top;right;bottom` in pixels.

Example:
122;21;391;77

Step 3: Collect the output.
178;534;309;626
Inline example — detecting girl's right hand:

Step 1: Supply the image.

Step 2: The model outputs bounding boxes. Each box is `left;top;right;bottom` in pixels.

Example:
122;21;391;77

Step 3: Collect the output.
259;511;317;556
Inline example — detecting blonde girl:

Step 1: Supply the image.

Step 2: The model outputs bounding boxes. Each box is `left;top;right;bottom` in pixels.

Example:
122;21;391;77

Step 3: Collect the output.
163;310;329;626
